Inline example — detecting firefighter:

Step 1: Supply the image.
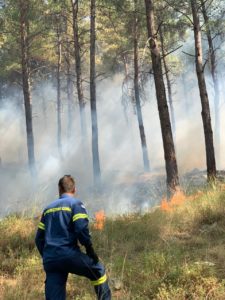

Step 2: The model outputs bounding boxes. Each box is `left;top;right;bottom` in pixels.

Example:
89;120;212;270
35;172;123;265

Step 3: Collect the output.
35;175;111;300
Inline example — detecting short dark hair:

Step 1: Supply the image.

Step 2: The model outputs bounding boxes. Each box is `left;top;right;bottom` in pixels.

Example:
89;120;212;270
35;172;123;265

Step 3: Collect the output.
58;175;75;193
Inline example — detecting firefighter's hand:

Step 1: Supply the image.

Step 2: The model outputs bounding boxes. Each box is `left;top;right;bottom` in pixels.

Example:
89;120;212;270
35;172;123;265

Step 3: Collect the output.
86;244;99;264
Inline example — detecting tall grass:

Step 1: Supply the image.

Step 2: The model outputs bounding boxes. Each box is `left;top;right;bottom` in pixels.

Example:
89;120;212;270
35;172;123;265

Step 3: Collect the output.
1;185;225;299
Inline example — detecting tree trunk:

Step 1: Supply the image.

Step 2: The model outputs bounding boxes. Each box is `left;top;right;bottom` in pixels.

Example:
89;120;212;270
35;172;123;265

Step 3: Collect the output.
159;27;176;138
90;0;101;185
19;0;36;176
123;54;129;80
41;89;47;129
66;62;73;141
144;0;179;195
201;0;220;165
191;0;216;180
65;31;73;140
122;54;130;125
71;0;87;139
133;0;150;172
56;25;62;158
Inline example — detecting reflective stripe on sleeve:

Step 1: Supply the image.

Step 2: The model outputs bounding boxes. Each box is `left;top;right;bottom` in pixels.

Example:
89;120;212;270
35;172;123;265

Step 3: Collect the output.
44;207;72;216
38;222;45;230
72;213;88;222
91;274;107;286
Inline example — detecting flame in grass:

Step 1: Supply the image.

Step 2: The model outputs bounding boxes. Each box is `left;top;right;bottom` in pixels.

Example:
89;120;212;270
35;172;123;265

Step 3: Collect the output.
94;210;106;230
161;198;172;212
161;190;203;212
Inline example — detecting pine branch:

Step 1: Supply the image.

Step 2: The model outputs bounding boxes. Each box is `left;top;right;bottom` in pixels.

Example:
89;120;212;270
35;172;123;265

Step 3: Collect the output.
163;45;183;58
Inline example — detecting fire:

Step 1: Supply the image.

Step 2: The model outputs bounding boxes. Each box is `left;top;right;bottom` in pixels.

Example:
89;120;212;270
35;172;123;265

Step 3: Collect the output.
161;190;190;212
161;198;172;212
94;210;105;230
170;190;186;206
160;189;205;212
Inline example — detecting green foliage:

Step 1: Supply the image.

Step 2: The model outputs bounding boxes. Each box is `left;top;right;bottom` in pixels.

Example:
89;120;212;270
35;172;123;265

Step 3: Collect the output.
0;0;61;82
0;0;224;85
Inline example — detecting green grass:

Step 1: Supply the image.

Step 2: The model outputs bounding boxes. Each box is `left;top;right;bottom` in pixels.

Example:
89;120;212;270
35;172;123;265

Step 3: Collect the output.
1;185;225;299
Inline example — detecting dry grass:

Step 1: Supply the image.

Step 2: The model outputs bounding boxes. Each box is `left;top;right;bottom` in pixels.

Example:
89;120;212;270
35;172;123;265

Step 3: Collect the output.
1;185;225;299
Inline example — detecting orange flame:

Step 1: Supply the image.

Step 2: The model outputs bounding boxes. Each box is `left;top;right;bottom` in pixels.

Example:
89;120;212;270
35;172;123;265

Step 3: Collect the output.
160;189;204;212
170;190;186;207
94;210;105;230
161;198;172;212
161;190;188;212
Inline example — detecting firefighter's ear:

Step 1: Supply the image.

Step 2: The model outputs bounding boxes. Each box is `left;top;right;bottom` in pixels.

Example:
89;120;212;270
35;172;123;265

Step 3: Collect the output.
74;187;77;195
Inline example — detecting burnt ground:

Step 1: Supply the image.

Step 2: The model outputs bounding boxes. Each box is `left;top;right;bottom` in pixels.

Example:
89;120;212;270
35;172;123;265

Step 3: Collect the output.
1;164;225;217
95;169;225;214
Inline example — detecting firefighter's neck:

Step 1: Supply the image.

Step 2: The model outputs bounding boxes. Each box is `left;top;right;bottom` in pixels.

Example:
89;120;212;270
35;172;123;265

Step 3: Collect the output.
61;192;74;197
59;187;76;197
59;188;76;197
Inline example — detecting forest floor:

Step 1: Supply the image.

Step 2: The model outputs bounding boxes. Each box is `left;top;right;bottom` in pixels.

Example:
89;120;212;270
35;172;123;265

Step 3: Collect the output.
1;183;225;299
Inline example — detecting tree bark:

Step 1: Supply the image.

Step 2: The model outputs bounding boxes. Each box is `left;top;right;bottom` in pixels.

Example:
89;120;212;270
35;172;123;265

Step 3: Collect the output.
122;54;129;124
65;28;73;141
144;0;179;195
56;24;62;158
71;0;87;139
41;88;47;129
201;0;220;164
90;0;101;185
19;0;36;176
133;0;150;172
191;0;216;180
159;27;176;138
123;54;129;81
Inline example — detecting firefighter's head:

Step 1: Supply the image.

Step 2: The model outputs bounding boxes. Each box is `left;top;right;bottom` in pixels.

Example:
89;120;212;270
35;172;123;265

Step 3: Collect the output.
58;175;76;196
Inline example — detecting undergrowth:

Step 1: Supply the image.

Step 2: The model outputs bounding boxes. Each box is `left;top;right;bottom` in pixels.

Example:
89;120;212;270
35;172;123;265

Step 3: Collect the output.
1;184;225;299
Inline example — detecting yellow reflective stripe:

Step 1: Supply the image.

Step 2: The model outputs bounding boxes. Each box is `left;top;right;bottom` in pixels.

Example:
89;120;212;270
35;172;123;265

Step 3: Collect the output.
44;207;72;216
91;274;107;286
38;222;45;230
72;213;88;222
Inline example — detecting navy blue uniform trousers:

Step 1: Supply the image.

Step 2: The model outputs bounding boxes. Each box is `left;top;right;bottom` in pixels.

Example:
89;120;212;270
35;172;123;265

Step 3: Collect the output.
44;248;111;300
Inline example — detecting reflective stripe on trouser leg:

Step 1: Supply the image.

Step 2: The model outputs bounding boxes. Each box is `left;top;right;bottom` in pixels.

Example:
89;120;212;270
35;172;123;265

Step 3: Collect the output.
78;255;111;300
91;274;107;286
44;250;111;300
94;280;111;300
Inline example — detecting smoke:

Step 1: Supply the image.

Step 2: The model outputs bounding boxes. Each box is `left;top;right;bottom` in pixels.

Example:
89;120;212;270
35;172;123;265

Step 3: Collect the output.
1;49;225;217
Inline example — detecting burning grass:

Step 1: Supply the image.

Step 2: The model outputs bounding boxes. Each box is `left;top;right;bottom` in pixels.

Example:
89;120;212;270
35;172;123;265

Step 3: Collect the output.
1;185;225;299
160;189;204;212
94;210;106;230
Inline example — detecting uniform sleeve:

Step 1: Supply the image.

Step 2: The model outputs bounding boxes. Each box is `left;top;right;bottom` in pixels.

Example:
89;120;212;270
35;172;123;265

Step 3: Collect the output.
35;213;45;257
72;202;92;247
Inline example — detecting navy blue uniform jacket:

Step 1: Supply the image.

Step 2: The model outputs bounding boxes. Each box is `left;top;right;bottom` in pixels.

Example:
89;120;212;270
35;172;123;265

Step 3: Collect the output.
35;194;92;264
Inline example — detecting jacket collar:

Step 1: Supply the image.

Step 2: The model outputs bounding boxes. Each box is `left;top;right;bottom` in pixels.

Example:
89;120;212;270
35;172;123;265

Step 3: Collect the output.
60;193;74;199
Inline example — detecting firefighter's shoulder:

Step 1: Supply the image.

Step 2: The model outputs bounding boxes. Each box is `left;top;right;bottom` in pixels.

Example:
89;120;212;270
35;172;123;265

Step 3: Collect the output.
71;198;89;224
71;198;87;212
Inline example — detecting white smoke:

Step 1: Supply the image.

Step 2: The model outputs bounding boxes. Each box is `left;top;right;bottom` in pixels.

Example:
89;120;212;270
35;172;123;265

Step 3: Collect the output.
1;38;225;217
